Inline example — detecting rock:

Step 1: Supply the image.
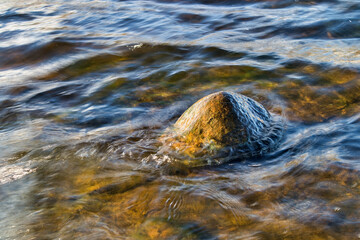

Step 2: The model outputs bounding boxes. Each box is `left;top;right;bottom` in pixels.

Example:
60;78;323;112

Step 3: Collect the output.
160;91;283;166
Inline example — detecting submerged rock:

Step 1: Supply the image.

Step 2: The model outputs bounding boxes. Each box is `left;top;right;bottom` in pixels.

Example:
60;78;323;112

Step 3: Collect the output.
160;91;283;166
133;218;213;240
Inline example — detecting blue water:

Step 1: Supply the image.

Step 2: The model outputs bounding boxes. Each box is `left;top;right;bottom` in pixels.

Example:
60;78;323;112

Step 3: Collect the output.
0;0;359;239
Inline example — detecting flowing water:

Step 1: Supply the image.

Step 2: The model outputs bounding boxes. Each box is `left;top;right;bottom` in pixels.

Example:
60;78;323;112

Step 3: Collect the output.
0;0;360;239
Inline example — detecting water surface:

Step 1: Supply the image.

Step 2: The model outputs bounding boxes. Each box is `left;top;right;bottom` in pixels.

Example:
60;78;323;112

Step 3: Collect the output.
0;0;359;239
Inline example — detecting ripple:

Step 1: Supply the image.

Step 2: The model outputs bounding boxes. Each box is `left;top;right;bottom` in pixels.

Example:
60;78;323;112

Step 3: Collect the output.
0;164;35;185
0;39;80;70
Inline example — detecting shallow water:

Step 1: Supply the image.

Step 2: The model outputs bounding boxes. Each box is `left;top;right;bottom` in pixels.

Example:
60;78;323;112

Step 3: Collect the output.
0;0;359;239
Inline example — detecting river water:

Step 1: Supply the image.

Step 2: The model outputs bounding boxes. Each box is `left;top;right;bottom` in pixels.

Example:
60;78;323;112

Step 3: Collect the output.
0;0;359;239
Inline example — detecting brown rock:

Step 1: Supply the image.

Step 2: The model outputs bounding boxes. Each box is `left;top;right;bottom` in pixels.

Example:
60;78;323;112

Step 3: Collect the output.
160;91;282;166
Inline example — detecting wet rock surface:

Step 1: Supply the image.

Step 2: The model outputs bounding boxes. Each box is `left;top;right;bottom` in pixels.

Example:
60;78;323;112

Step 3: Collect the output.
161;91;283;166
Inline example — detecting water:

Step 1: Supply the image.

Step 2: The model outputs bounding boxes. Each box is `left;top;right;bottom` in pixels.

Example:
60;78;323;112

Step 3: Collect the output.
0;0;359;239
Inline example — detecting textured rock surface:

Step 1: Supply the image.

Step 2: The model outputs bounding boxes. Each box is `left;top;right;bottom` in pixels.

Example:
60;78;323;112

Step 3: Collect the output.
161;91;282;165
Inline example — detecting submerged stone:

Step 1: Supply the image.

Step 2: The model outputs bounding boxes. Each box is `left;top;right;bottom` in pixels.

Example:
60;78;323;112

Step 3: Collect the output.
133;218;212;240
160;91;282;166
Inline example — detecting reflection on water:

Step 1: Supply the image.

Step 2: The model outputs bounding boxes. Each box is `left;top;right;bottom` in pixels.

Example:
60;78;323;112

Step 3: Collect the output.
0;0;360;239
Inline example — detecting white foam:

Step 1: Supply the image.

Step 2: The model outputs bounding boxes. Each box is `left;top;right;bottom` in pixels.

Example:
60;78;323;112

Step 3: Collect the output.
0;164;35;185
